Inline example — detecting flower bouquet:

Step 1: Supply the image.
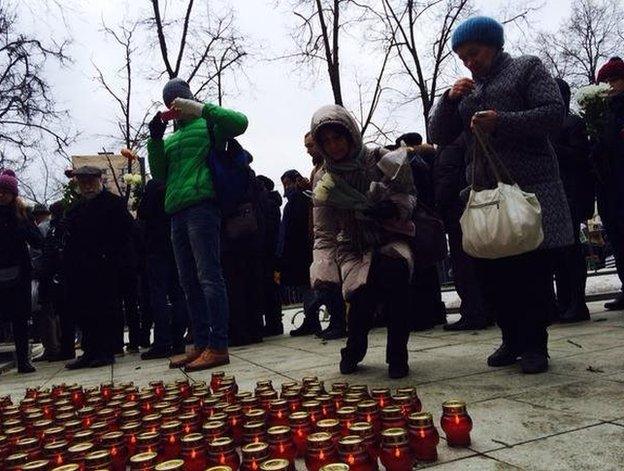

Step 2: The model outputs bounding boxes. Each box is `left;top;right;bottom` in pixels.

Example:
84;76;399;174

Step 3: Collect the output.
575;83;612;140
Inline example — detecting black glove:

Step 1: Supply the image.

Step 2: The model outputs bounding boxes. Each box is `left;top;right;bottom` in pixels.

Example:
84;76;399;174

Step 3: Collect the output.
148;112;166;140
363;200;400;220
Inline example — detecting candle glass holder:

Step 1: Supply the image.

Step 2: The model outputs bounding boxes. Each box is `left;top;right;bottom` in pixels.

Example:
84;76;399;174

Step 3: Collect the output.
440;401;472;447
379;428;415;471
241;442;270;471
408;412;439;462
267;426;297;470
181;433;208;471
305;432;339;471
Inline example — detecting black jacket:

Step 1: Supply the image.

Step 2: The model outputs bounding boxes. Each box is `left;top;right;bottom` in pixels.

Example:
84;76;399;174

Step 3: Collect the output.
137;180;172;256
279;190;312;287
0;206;43;276
263;190;282;259
552;113;595;221
433;135;468;226
62;191;133;284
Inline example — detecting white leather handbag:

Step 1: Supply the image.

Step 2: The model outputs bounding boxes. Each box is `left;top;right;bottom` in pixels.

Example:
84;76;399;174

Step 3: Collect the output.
460;131;544;259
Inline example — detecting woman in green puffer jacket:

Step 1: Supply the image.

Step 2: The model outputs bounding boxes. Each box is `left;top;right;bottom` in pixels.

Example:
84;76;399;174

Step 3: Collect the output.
147;78;248;372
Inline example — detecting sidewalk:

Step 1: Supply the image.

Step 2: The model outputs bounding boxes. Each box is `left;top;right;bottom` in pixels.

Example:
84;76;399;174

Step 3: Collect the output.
1;301;623;470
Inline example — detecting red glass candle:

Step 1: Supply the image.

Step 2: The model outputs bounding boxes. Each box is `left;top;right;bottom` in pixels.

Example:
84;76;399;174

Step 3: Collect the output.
440;401;472;447
381;406;406;431
356;401;381;436
83;449;112;471
331;383;348;393
225;405;244;445
396;388;422;414
88;421;108;446
129;451;159;471
22;459;52;471
202;398;221;419
302;377;319;388
390;395;413;419
120;421;141;457
240;442;269;471
67;441;95;470
242;421;267;447
6;425;27;447
101;431;128;471
0;434;9;463
140;393;156;416
160;421;183;462
379;428;415;471
100;383;113;403
211;372;226;393
267;400;289;428
240;397;259;415
408;412;439;462
181;433;208;471
338;435;376;471
31;420;52;441
258;391;278;412
179;412;200;436
267;426;296;470
43;440;69;468
244;409;267;426
336;407;357;437
328;391;344;412
207;437;240;470
77;407;96;429
301;401;322;426
176;380;191;399
304;432;339;471
288;411;311;458
348;422;378;466
347;385;368;397
136;431;160;455
71;429;94;447
16;437;42;461
255;380;273;394
315;419;341;448
202;419;228;445
68;387;85;409
181;397;202;418
342;395;362;409
4;452;30;471
371;389;392;410
278;392;299;416
280;382;299;394
150;381;166;400
315;395;336;420
43;426;67;445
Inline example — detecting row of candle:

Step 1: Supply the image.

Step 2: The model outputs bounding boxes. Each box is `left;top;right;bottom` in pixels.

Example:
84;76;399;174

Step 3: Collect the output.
0;375;473;470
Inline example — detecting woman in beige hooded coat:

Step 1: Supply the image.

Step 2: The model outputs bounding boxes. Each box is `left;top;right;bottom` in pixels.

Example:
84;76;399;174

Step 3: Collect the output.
309;104;417;379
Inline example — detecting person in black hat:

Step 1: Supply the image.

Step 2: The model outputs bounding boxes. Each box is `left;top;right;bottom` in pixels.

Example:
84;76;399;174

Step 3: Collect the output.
62;165;134;369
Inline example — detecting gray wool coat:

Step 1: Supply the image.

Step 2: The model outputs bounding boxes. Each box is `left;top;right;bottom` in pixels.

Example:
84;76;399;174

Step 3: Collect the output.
428;52;573;250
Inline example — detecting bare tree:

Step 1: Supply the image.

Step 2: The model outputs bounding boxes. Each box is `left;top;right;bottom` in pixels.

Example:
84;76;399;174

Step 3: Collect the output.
94;20;155;154
0;2;73;169
535;0;623;85
146;0;249;104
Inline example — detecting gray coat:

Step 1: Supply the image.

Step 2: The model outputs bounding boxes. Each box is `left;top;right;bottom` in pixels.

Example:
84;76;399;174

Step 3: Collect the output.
429;52;573;250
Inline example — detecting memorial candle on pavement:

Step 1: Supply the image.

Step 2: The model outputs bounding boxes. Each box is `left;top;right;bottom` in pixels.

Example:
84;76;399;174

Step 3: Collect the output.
440;401;472;447
288;411;311;458
338;435;376;471
159;420;183;461
408;412;439;462
240;442;270;471
267;426;297;470
207;437;240;470
379;428;415;471
305;432;339;471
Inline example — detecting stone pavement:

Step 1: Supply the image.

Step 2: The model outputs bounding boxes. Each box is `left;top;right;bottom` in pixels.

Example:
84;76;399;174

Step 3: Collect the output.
1;301;623;470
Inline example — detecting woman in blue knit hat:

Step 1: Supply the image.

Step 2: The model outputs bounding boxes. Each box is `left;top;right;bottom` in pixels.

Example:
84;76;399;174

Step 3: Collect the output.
429;16;572;374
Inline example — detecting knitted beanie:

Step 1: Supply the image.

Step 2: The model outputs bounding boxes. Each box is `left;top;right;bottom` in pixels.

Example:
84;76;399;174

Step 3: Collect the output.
452;16;505;52
0;169;18;196
596;57;624;84
162;78;194;108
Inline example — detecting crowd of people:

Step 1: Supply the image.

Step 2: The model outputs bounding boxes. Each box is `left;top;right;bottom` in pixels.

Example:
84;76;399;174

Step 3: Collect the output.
0;15;622;379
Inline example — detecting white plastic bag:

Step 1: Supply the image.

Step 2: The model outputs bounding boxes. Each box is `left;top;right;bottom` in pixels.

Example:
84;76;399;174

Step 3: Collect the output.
460;182;544;259
460;129;544;259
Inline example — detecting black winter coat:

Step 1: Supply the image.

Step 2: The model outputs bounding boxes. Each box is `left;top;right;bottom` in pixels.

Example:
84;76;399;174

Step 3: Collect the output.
552;113;595;222
263;190;282;260
433;135;468;225
0;206;43;278
279;190;312;287
62;191;133;286
137;180;172;257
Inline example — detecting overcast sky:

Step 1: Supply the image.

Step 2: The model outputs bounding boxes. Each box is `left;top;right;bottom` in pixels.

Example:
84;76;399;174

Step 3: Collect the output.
19;0;573;192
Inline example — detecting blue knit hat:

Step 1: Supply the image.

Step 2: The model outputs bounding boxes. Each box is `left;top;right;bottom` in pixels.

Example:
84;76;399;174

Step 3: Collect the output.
162;78;194;108
452;16;505;52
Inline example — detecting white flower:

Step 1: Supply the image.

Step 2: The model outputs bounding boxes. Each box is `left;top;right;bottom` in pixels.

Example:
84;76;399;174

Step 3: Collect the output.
312;172;335;203
575;83;612;108
123;174;134;185
131;174;143;185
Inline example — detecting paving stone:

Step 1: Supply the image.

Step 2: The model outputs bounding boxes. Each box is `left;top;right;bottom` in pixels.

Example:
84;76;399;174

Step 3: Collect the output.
508;378;624;421
545;345;624;380
487;423;624;471
451;398;600;453
421;455;523;470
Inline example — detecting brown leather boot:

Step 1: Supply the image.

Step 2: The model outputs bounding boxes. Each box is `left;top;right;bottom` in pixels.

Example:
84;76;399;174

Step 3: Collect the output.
169;347;201;369
184;348;230;372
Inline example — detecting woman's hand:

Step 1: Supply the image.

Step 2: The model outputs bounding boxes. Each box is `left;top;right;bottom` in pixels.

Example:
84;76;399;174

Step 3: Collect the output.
471;110;499;133
448;78;475;101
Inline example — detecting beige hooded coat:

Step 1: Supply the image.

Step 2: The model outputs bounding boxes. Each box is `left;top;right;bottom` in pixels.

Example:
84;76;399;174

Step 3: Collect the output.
309;105;416;300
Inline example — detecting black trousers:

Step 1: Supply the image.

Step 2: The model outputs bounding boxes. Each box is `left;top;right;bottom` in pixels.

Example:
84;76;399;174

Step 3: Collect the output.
261;256;283;329
447;223;491;322
409;265;446;329
222;250;264;346
343;254;411;367
597;186;624;289
0;278;31;365
553;217;588;315
117;269;140;349
476;249;554;354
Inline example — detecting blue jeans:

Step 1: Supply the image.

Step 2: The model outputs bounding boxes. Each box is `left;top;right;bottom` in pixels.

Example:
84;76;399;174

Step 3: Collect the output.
171;200;229;350
147;253;188;349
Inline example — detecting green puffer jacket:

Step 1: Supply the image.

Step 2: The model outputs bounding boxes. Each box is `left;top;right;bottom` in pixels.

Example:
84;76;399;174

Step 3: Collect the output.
147;102;248;214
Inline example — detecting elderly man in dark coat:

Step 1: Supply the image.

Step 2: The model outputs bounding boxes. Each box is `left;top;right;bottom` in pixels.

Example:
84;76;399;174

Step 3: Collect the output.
429;16;571;374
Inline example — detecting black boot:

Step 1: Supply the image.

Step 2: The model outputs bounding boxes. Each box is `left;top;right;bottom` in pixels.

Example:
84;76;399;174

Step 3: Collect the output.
559;304;590;324
444;316;490;331
290;315;321;337
263;322;284;337
141;345;172;360
320;325;347;340
487;344;520;367
605;293;624;311
65;354;93;370
17;361;36;374
520;351;549;374
388;363;409;379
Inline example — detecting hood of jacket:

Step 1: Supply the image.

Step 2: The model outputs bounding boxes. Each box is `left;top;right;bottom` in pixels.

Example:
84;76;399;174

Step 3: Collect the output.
310;105;364;164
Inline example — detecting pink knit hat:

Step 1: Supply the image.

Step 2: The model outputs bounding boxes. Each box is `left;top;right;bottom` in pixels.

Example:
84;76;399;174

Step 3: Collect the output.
596;57;624;83
0;169;18;196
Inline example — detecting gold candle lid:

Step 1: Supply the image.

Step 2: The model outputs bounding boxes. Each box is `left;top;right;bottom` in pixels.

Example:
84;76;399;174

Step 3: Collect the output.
288;411;309;423
210;412;228;423
320;464;350;471
22;460;50;470
306;431;332;448
242;441;269;452
208;436;234;452
50;465;80;471
267;425;292;440
202;420;226;432
206;467;232;471
442;400;467;414
260;459;290;471
409;412;434;427
155;459;185;470
381;427;409;445
130;451;158;464
181;432;203;445
337;435;364;452
68;442;94;454
381;405;403;418
348;421;372;432
396;387;416;396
